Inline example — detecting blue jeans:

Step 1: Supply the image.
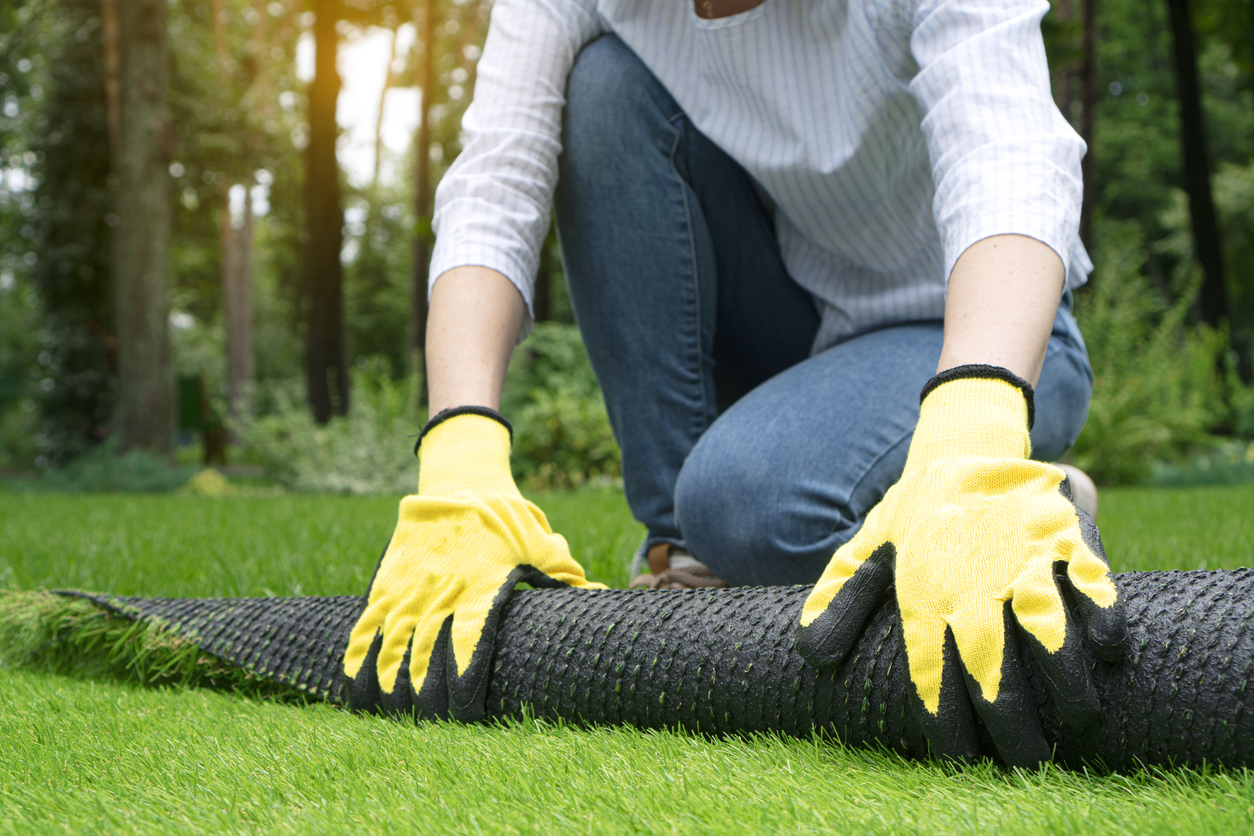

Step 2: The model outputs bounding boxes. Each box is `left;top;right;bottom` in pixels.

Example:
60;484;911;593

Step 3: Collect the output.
554;36;1094;587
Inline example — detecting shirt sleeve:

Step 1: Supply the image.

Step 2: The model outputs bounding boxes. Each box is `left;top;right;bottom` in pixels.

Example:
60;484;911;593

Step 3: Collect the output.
428;0;604;337
906;0;1087;285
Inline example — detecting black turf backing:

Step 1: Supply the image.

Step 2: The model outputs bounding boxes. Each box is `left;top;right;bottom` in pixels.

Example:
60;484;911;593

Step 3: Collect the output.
67;567;1254;770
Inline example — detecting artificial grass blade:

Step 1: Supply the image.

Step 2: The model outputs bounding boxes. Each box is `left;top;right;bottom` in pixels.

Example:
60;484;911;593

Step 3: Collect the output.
0;589;306;701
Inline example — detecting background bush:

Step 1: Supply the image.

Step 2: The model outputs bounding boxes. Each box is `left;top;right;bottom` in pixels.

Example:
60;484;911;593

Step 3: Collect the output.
233;324;620;494
34;441;198;493
238;358;424;495
501;323;621;492
1071;221;1254;485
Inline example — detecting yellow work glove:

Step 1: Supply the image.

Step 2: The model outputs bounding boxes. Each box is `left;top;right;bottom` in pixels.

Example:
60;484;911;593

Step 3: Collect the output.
343;407;604;722
796;365;1125;767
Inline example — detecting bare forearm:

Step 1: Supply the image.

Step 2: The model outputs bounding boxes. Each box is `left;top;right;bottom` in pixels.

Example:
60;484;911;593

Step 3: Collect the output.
938;234;1066;387
425;266;526;415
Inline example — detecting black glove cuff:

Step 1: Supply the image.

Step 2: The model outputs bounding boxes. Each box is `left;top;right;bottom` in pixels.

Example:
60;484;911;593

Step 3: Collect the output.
414;406;514;456
919;364;1036;430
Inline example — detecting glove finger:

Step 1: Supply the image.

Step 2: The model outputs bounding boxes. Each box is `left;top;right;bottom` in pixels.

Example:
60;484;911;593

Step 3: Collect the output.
519;526;608;590
960;603;1051;769
362;537;392;595
1066;507;1127;660
380;632;417;720
796;542;895;669
512;563;609;591
343;539;396;713
910;625;982;764
393;585;461;723
414;613;453;722
341;539;394;690
345;623;385;714
447;566;534;723
1013;567;1102;732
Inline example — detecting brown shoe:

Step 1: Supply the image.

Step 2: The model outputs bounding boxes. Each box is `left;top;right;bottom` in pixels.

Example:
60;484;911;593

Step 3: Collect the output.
629;543;727;590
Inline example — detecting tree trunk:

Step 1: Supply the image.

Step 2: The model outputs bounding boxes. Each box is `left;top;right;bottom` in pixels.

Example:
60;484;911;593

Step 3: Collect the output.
1051;0;1076;118
534;238;553;324
1078;0;1098;254
212;0;229;78
533;269;551;324
100;0;120;163
410;0;435;368
1166;0;1228;326
110;0;174;454
304;0;349;422
222;181;255;433
373;25;398;189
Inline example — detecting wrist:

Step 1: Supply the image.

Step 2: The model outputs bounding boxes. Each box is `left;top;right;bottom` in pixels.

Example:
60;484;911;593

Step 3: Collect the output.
909;366;1033;463
416;409;518;496
921;364;1035;430
416;406;513;455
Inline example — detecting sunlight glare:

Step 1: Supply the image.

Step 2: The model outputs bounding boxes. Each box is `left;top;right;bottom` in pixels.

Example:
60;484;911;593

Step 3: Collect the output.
296;25;422;189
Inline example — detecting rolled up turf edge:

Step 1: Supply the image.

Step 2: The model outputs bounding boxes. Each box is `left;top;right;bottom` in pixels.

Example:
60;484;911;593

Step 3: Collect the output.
63;567;1254;771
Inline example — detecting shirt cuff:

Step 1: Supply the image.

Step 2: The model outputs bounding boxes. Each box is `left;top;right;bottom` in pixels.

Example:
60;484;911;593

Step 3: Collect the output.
934;142;1084;289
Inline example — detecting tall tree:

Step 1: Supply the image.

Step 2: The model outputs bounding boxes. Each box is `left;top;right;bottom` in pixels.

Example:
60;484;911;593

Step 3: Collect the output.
1047;0;1079;118
305;0;349;422
1079;0;1099;252
222;180;255;429
109;0;175;453
409;0;435;365
1166;0;1229;326
204;0;281;432
372;21;400;190
4;0;116;465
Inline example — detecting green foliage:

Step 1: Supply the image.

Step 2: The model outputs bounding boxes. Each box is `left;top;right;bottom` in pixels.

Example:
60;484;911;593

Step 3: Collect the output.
238;358;424;495
1151;440;1254;487
0;271;40;469
234;328;622;495
0;396;38;468
502;323;621;491
2;0;116;466
344;188;416;380
1082;1;1254;248
1156;161;1254;357
28;439;198;493
1071;221;1251;485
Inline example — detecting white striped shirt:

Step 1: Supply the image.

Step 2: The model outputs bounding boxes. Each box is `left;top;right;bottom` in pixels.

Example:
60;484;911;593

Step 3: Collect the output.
430;0;1091;351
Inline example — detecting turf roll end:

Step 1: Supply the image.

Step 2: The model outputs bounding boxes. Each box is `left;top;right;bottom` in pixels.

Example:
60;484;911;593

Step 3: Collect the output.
0;590;308;701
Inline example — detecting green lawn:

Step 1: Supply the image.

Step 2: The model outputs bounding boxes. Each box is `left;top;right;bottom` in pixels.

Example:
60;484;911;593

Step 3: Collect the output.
1;485;1253;834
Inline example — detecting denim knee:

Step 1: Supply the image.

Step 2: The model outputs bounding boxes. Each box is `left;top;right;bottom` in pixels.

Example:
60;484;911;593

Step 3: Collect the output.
563;36;677;170
1031;310;1095;461
673;435;838;587
673;447;758;581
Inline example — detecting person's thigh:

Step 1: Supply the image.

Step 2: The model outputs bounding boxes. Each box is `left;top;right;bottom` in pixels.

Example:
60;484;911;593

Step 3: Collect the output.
674;308;1093;587
556;34;817;547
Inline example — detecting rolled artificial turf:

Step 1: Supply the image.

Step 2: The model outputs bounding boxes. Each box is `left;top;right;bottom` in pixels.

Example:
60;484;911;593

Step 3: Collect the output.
57;565;1254;772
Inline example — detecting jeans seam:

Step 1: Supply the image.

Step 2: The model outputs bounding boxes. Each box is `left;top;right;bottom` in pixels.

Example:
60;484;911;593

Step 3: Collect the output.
667;114;712;440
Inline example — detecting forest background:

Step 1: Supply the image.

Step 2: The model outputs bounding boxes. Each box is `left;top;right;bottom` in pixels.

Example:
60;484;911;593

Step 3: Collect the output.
0;0;1252;493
